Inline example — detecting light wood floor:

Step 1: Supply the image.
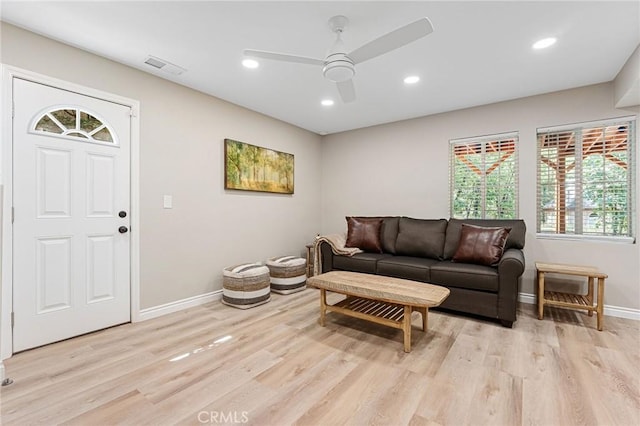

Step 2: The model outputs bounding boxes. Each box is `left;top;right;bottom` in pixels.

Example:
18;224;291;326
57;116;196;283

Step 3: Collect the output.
1;288;639;425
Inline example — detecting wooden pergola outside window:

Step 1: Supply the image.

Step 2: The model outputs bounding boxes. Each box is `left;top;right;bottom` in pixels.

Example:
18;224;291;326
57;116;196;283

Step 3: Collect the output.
537;119;634;237
450;133;518;219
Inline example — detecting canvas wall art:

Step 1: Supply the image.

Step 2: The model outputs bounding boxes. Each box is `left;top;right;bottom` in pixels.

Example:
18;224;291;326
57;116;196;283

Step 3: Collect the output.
224;139;294;194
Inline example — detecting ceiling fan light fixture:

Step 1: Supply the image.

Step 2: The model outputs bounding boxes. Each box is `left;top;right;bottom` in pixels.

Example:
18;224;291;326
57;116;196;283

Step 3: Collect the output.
242;58;259;69
323;55;355;83
323;65;354;82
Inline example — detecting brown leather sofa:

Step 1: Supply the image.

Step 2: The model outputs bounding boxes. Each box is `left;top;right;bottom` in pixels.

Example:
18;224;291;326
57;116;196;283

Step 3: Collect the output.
319;217;526;327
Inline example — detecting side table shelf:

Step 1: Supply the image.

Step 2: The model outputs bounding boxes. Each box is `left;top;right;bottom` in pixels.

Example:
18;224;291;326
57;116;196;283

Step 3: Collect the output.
543;291;594;310
536;261;607;331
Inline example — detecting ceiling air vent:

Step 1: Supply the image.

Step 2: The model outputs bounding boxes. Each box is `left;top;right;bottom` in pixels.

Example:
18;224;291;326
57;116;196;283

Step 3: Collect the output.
143;55;186;76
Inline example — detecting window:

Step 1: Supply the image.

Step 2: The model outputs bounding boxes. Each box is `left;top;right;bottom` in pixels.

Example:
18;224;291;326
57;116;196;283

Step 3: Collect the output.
537;117;635;239
33;108;115;143
450;132;518;219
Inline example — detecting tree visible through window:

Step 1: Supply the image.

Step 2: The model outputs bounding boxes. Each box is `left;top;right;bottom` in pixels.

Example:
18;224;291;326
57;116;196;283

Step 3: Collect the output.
537;118;635;238
33;108;114;143
450;133;518;219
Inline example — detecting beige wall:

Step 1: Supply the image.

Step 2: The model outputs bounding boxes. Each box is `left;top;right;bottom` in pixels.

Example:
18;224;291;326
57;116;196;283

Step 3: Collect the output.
1;22;638;314
321;83;640;311
614;44;640;108
0;23;322;309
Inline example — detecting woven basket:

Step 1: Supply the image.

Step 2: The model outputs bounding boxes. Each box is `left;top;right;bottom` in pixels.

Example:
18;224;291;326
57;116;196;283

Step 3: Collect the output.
266;255;307;295
222;263;271;309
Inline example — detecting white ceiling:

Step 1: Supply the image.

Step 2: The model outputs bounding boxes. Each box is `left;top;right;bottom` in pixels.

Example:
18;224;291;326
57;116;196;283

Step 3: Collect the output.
2;1;639;135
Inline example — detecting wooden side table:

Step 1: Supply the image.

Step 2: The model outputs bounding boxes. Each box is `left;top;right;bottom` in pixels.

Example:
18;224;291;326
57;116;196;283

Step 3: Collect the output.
536;262;608;331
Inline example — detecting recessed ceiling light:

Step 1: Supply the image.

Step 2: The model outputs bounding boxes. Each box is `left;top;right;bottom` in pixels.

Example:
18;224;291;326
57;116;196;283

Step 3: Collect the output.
532;37;557;50
242;59;259;69
404;75;420;84
321;99;334;106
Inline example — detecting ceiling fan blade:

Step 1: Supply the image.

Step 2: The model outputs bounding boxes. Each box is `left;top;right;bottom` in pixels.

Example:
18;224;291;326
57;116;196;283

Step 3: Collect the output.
336;79;356;103
243;49;324;66
348;17;433;65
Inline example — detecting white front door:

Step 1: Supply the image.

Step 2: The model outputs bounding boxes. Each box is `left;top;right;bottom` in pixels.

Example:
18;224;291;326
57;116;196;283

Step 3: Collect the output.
12;78;131;352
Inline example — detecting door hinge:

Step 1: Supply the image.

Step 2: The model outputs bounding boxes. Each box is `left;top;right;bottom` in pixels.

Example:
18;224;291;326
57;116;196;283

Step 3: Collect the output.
11;312;14;328
11;207;14;224
12;101;15;118
129;108;137;118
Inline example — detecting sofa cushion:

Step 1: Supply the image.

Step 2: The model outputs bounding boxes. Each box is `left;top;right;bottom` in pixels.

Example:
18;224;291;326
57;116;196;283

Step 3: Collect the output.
345;217;383;253
452;224;511;267
430;261;499;292
444;218;526;260
379;217;400;254
376;256;439;282
333;253;392;274
395;217;447;260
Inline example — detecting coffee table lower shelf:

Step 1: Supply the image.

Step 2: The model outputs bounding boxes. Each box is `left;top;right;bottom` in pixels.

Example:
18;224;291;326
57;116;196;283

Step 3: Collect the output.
320;290;427;353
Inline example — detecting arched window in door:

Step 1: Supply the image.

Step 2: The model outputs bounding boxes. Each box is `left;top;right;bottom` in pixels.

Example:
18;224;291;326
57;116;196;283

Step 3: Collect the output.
33;107;116;144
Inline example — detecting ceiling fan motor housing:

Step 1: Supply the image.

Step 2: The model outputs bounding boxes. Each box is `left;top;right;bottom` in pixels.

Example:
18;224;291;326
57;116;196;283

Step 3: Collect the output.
323;53;355;82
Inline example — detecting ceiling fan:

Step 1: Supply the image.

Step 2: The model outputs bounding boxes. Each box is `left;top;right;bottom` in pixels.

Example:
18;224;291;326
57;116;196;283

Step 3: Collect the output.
243;15;434;103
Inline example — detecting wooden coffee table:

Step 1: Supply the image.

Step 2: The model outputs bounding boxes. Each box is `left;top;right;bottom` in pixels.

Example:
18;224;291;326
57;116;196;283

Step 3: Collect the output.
307;271;450;352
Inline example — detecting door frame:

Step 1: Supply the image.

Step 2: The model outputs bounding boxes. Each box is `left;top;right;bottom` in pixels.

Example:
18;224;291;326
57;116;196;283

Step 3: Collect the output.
0;65;141;360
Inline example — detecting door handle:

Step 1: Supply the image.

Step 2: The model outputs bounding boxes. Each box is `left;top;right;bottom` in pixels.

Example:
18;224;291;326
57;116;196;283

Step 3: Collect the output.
119;211;127;218
118;226;128;234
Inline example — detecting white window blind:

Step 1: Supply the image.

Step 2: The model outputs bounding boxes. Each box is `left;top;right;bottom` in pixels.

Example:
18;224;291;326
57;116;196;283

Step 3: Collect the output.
537;117;635;238
449;132;518;219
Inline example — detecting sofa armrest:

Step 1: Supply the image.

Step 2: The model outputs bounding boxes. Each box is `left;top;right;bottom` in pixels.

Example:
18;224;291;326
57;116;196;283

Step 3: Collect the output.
498;248;525;277
497;248;526;325
319;241;334;273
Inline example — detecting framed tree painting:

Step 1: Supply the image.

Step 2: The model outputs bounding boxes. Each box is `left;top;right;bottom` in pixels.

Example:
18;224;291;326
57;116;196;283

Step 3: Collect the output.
224;139;294;194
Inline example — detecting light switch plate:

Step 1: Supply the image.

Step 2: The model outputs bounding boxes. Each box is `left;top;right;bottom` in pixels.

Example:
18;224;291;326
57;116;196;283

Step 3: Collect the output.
163;195;172;209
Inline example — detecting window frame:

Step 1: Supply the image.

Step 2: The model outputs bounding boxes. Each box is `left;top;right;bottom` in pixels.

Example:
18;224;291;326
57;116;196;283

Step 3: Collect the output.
449;131;519;220
30;105;118;146
536;116;636;243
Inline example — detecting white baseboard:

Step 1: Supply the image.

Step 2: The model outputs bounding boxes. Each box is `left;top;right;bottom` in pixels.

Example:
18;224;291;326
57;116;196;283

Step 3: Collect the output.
138;289;639;323
138;290;222;322
518;292;640;321
518;293;537;305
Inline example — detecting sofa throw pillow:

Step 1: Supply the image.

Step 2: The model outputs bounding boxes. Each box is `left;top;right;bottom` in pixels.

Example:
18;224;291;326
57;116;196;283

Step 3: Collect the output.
345;217;384;253
352;216;399;254
452;224;511;267
443;218;526;259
